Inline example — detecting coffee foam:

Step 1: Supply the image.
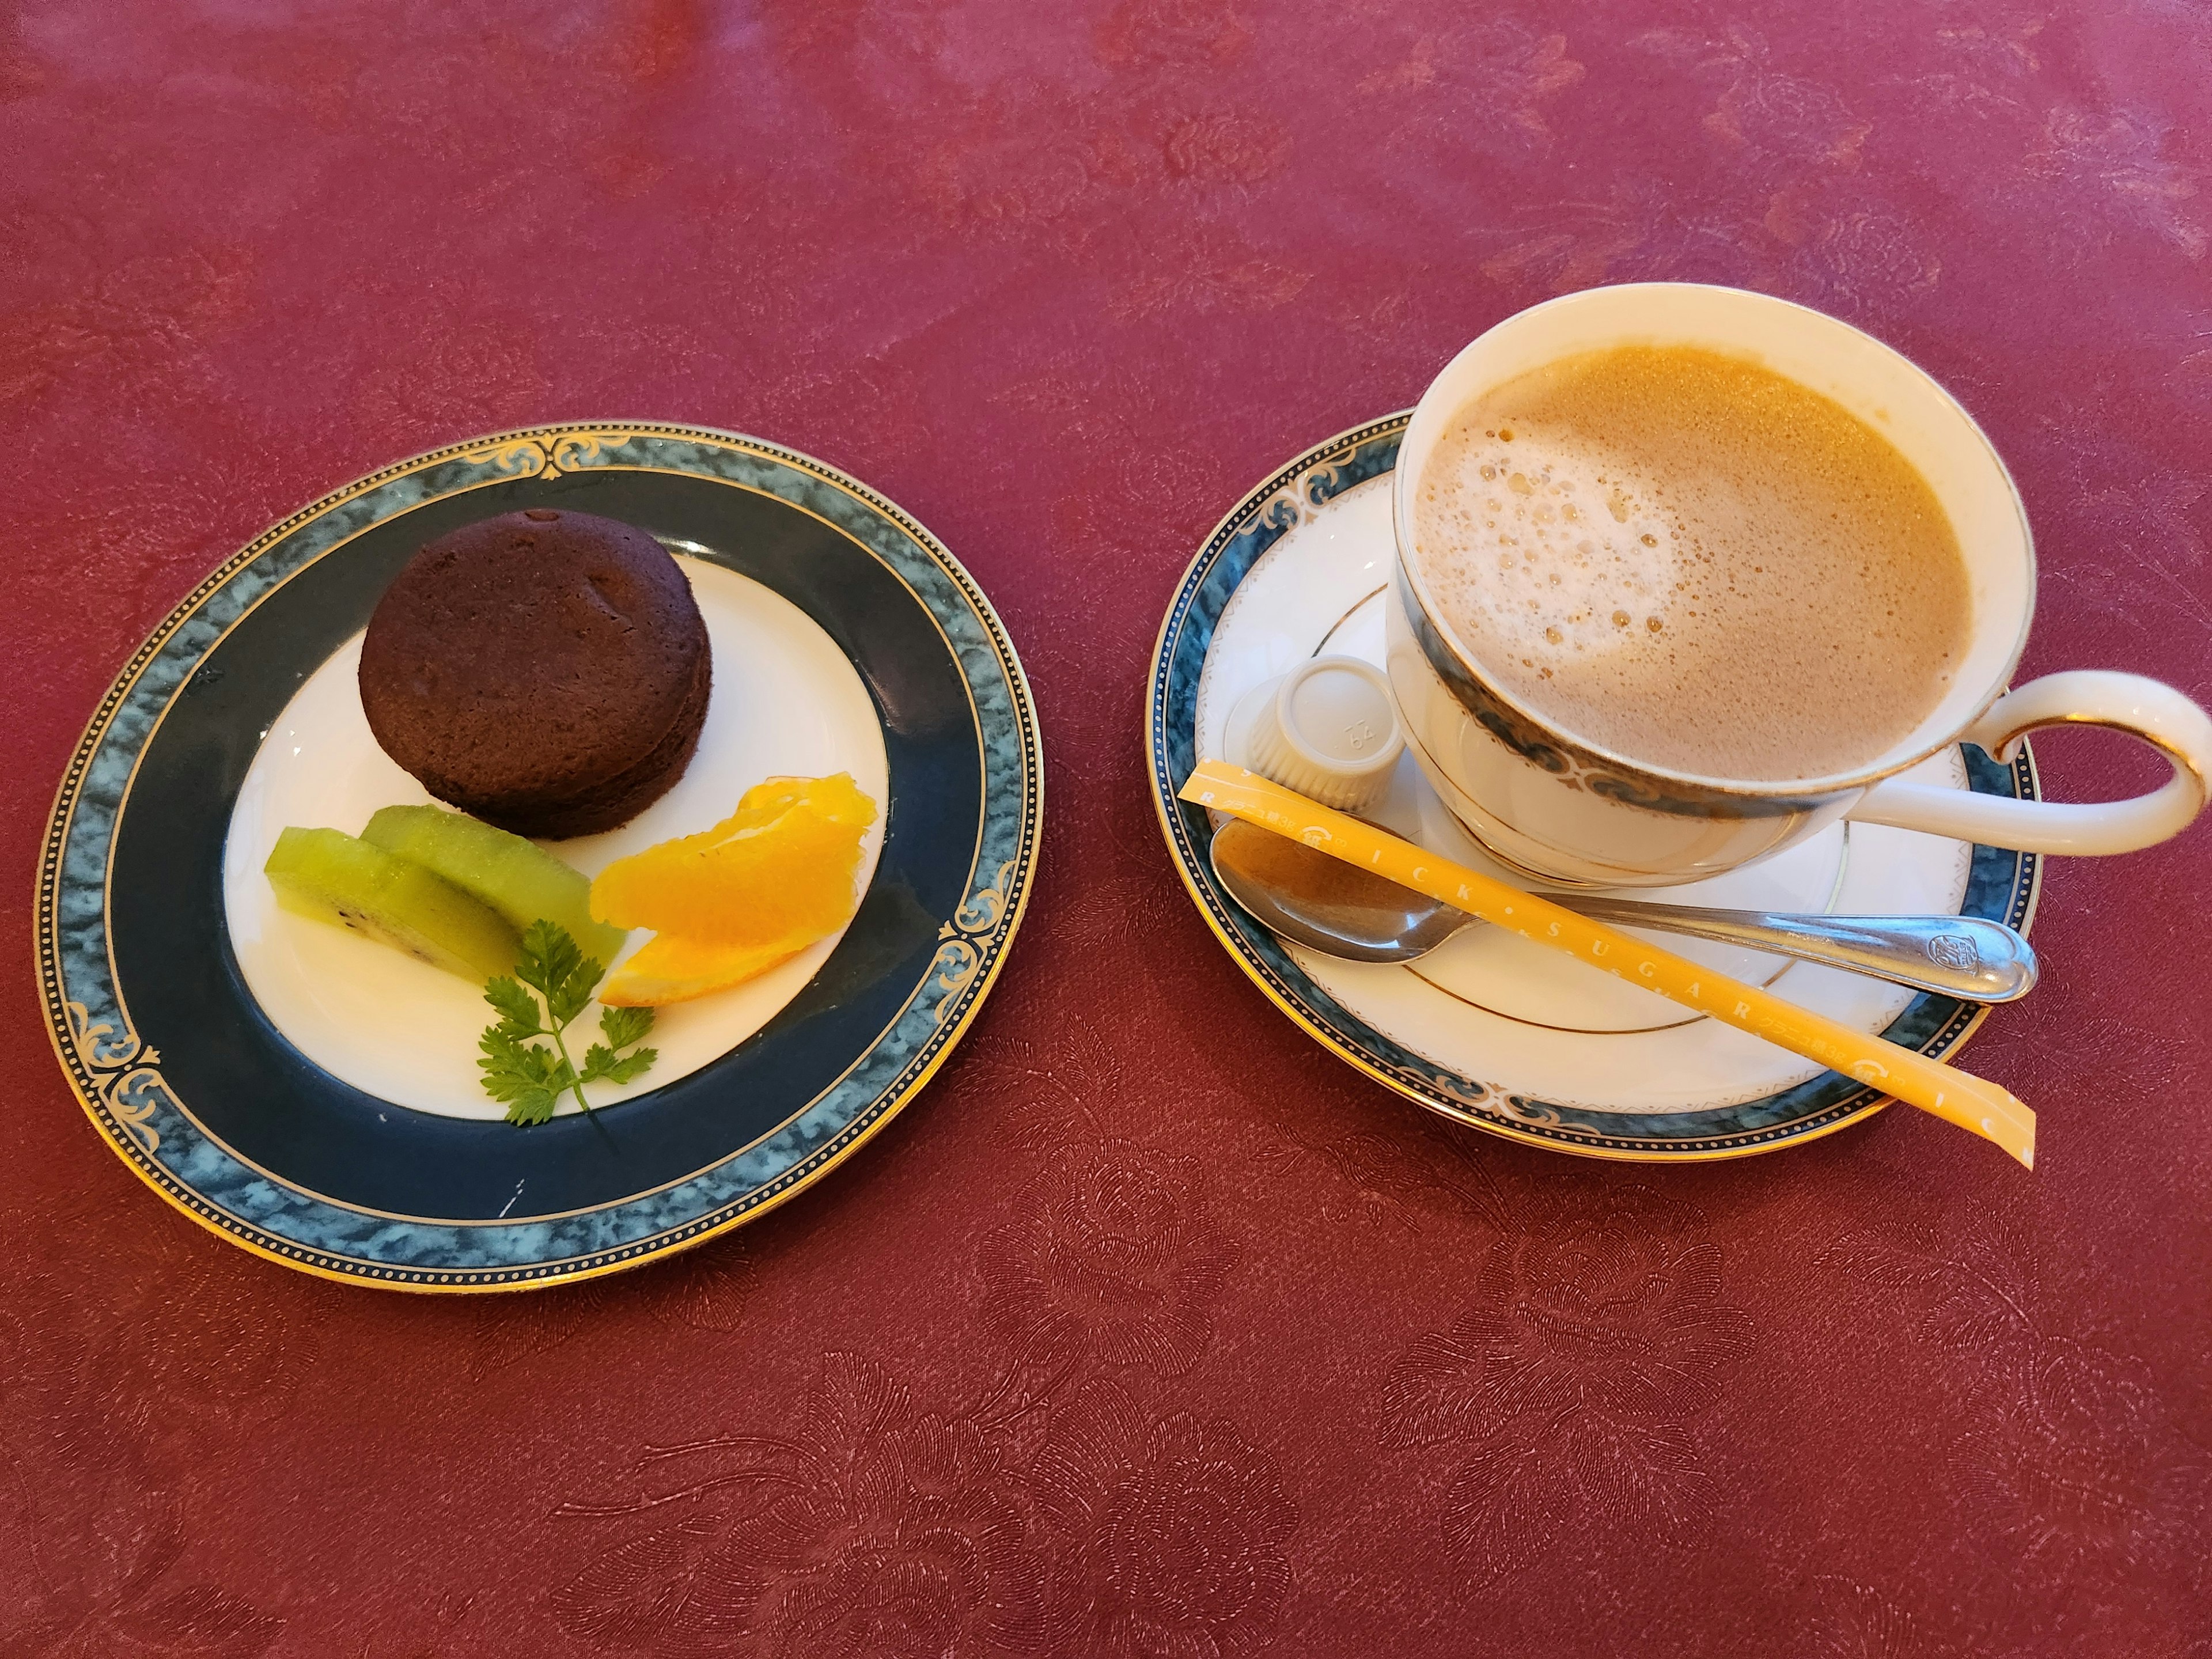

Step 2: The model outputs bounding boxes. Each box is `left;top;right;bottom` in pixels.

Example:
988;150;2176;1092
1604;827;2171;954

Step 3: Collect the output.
1411;346;1972;782
1415;429;1680;674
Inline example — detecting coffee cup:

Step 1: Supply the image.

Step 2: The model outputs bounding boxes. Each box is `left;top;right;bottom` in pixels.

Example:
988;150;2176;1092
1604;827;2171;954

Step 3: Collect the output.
1384;282;2212;887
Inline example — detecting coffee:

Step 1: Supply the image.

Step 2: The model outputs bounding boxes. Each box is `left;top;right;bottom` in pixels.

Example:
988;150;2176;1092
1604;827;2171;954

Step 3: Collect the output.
1410;344;1973;781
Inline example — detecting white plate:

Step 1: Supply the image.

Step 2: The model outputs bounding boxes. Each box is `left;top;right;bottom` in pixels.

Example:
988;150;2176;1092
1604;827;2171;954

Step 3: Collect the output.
224;558;889;1119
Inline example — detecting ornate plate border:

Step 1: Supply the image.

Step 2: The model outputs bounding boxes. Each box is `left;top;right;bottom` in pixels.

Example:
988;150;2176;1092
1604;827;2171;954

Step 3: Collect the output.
1145;411;2039;1161
37;423;1043;1287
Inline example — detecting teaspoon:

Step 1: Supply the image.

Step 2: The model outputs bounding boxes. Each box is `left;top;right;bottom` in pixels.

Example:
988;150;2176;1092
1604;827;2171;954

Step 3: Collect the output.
1207;817;2037;1002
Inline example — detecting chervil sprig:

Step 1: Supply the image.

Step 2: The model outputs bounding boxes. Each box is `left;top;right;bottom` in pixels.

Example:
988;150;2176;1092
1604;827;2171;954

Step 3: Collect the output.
478;921;657;1126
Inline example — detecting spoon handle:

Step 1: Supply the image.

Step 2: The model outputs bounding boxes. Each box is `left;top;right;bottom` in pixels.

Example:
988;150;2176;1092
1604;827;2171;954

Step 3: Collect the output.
1555;900;2037;1003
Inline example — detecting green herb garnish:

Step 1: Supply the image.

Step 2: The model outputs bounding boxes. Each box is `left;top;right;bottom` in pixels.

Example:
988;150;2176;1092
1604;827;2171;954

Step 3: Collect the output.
479;921;657;1126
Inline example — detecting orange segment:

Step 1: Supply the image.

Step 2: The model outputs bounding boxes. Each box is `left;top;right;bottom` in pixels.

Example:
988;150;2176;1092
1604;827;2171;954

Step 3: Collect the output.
589;773;879;1007
590;773;877;942
600;933;809;1008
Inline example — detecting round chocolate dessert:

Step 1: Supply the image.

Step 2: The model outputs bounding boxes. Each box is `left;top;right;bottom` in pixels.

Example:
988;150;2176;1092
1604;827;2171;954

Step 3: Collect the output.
360;509;711;840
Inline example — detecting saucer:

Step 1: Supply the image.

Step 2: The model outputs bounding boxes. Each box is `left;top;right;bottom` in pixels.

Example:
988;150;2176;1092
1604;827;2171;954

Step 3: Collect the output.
1146;412;2039;1160
40;425;1041;1287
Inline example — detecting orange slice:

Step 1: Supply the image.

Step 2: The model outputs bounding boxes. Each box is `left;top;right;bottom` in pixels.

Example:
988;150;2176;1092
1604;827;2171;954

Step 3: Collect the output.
592;774;878;1007
597;934;809;1008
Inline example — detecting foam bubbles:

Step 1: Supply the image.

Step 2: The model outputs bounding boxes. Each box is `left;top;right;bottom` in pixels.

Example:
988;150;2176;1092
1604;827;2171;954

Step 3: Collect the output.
1415;423;1680;681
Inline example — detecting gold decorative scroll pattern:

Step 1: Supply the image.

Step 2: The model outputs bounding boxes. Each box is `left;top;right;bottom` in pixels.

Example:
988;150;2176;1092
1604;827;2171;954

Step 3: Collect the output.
457;430;634;480
931;861;1017;1026
66;1002;168;1155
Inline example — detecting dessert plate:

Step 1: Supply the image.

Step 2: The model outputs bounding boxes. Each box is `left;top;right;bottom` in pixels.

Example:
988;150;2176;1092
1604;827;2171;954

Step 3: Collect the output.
1147;412;2038;1160
225;562;891;1118
40;424;1041;1287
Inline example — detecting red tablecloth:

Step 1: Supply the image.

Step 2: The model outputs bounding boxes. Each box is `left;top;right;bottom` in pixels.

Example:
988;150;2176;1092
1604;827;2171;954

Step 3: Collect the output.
6;3;2209;1653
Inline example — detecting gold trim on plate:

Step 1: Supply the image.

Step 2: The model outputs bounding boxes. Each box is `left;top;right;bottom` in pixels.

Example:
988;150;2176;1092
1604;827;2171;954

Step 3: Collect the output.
1144;411;2039;1162
37;422;1044;1291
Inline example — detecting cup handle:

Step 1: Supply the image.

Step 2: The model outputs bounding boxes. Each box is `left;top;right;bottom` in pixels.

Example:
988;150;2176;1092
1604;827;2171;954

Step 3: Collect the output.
1846;671;2212;855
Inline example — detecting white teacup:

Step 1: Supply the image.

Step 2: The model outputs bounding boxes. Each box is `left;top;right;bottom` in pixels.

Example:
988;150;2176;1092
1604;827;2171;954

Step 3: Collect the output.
1384;282;2212;888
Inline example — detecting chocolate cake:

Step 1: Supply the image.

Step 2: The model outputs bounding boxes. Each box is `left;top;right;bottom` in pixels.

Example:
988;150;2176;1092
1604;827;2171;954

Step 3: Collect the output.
359;509;711;840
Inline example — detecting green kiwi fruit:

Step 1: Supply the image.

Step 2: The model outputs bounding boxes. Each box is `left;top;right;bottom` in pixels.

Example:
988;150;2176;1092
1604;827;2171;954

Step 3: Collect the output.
264;826;520;983
361;804;627;968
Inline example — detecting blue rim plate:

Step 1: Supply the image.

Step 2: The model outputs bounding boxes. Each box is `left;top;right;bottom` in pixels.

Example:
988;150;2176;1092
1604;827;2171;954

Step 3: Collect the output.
1145;411;2039;1161
39;425;1041;1288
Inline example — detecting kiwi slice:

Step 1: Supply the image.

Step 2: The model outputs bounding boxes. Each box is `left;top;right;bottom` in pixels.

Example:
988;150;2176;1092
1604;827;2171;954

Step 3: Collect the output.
265;826;521;982
361;804;627;968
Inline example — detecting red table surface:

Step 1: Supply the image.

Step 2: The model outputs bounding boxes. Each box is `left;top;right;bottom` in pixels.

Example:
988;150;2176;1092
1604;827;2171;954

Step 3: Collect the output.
5;2;2209;1653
